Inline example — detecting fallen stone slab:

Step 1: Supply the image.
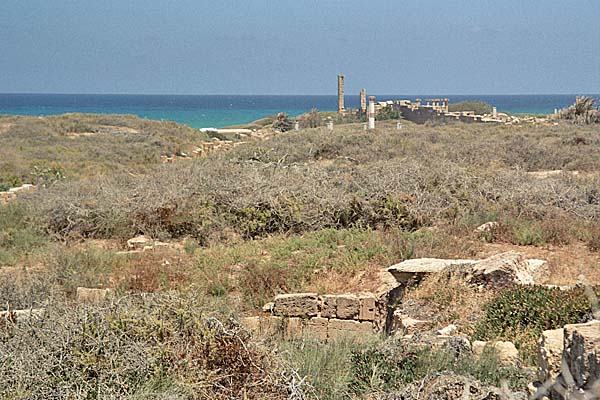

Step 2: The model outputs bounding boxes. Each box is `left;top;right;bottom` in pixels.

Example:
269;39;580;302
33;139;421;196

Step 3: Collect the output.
387;258;476;284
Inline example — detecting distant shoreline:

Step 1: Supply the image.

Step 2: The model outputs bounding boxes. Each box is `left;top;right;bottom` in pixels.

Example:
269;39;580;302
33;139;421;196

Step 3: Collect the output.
1;94;596;128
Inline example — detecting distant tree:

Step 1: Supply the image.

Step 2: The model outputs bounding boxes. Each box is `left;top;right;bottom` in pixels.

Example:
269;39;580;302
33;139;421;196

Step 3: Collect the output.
376;105;401;120
556;96;599;124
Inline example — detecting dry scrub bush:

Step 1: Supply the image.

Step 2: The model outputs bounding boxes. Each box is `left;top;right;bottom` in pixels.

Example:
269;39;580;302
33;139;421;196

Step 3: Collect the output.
0;113;209;184
0;293;298;399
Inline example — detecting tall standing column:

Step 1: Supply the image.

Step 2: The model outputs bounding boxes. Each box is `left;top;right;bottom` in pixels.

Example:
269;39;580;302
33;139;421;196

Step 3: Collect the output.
337;75;345;114
368;96;375;130
360;89;367;113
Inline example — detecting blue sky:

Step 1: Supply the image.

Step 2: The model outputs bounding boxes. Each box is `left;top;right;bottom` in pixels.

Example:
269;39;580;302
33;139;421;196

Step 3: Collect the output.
1;0;598;95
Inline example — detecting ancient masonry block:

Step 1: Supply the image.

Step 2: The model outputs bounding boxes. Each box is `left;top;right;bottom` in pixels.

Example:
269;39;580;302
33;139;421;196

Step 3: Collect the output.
328;319;373;341
261;316;284;337
359;295;376;321
274;293;319;317
321;295;337;318
305;317;329;341
284;317;304;340
336;295;360;319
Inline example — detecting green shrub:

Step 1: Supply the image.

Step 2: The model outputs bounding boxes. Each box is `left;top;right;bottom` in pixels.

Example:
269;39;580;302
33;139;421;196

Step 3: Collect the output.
348;338;529;395
473;285;594;364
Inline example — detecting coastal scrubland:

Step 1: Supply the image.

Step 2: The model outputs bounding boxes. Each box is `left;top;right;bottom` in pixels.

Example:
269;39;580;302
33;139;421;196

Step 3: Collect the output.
1;112;599;398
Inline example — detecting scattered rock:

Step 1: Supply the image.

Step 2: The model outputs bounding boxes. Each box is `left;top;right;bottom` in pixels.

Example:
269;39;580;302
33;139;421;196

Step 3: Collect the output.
474;221;499;233
0;308;45;324
391;310;432;335
76;287;111;304
127;235;154;250
262;302;274;313
437;324;458;336
472;340;519;364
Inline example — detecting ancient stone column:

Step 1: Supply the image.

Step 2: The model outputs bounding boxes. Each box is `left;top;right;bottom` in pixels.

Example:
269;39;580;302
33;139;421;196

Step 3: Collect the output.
368;96;376;130
326;118;333;131
294;121;299;131
360;89;367;113
337;75;345;114
492;107;497;118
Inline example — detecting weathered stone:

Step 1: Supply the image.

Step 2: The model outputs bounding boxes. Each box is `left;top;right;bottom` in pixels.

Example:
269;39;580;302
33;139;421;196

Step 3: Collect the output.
472;340;487;357
76;287;111;304
273;293;319;317
262;302;274;313
359;295;376;321
320;295;337;318
387;258;476;284
538;328;564;382
305;317;328;341
0;308;44;323
390;309;431;335
127;235;153;250
437;324;458;336
474;221;499;233
336;294;360;319
240;316;261;336
260;316;284;337
466;251;541;287
284;317;304;340
563;320;600;389
473;340;519;364
328;319;372;341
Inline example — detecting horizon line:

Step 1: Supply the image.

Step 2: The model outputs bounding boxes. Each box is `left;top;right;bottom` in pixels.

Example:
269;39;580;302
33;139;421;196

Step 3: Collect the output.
1;92;599;97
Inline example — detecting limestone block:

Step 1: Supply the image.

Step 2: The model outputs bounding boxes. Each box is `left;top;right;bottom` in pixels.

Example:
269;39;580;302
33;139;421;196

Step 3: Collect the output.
328;319;372;341
538;328;564;382
473;340;519;365
320;295;337;318
305;317;328;341
127;235;153;250
563;320;600;389
76;287;111;304
472;340;487;357
336;294;360;319
358;295;376;321
284;317;304;340
260;316;284;337
274;293;319;317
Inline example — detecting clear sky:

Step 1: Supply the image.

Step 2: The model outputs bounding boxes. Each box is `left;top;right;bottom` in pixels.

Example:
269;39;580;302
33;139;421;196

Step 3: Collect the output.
1;0;598;95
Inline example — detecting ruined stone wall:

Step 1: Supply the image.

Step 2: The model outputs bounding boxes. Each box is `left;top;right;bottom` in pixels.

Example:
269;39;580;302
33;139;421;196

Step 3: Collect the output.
242;292;383;342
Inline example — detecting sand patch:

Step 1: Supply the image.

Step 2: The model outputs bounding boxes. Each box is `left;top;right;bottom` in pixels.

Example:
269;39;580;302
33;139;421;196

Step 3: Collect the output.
0;123;13;135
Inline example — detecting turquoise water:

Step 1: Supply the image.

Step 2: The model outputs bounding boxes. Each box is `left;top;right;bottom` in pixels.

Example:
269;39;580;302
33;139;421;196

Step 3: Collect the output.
0;94;596;128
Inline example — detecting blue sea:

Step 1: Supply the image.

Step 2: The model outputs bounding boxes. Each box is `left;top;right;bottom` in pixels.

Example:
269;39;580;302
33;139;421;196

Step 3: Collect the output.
0;94;596;129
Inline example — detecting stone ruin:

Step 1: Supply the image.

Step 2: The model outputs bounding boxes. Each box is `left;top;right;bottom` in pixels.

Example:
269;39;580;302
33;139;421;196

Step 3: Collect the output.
242;292;381;342
243;251;551;342
0;183;36;205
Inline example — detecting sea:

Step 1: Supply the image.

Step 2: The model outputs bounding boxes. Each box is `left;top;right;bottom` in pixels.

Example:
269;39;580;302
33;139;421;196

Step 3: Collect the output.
0;94;597;129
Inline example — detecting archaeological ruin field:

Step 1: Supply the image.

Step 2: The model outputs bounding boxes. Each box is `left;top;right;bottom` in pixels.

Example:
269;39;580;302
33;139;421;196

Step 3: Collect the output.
0;112;599;399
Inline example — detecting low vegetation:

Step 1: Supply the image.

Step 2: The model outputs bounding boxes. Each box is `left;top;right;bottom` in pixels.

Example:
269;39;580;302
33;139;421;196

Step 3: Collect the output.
556;96;600;124
1;110;599;398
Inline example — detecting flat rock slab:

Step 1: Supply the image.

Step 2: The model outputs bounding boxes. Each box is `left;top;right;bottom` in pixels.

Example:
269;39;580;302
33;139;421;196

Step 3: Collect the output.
273;293;319;317
387;258;476;284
